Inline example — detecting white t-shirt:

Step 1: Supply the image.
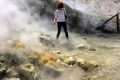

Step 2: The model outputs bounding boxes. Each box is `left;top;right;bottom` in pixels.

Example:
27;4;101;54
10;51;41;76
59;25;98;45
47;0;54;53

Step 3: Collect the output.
55;8;66;22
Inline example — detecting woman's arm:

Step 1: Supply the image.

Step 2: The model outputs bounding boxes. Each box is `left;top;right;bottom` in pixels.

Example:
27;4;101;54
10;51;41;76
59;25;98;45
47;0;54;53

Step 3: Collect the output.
63;8;68;21
53;17;56;25
53;10;57;25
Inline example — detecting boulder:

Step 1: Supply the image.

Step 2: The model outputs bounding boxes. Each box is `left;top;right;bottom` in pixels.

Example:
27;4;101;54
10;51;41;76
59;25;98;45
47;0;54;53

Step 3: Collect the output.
0;63;7;78
18;64;38;80
6;68;19;78
76;58;98;71
39;32;55;47
26;0;86;33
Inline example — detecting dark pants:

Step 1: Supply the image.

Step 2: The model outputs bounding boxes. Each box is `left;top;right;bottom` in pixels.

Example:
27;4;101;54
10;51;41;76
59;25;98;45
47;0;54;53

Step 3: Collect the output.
57;22;69;39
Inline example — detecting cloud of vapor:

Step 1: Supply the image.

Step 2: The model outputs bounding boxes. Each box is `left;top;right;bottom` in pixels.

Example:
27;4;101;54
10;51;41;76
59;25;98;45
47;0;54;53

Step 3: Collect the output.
63;0;120;31
0;0;53;41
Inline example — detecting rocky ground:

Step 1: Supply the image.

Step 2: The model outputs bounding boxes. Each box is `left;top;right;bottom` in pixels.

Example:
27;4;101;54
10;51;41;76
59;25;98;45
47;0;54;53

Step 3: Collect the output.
0;0;120;80
0;32;120;80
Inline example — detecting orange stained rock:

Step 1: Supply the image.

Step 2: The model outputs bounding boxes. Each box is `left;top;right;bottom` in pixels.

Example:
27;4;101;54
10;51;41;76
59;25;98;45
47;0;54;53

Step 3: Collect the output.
41;54;57;63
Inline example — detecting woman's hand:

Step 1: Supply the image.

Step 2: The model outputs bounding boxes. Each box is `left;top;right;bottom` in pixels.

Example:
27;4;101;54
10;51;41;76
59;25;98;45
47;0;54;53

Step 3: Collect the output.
53;21;56;25
53;17;56;25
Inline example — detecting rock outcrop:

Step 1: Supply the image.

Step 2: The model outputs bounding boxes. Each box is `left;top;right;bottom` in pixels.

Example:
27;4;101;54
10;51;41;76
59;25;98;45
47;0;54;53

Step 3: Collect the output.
24;0;120;33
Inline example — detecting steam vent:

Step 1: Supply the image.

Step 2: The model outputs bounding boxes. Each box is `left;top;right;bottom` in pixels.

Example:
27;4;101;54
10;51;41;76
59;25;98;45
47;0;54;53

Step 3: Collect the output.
0;0;120;80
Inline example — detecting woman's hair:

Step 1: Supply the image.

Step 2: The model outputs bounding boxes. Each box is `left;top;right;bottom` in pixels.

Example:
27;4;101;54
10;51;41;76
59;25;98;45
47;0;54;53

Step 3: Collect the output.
57;2;64;9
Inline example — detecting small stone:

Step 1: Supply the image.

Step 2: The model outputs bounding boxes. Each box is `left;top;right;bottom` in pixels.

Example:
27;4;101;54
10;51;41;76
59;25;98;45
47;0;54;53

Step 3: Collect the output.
64;57;76;65
76;44;88;50
56;59;61;63
92;75;98;79
83;37;87;39
56;51;61;54
0;56;6;63
89;47;96;51
53;51;61;54
76;58;86;64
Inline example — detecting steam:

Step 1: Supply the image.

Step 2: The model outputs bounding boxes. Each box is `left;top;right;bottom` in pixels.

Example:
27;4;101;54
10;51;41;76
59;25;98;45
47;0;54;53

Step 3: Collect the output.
0;0;53;41
1;0;119;42
63;0;120;31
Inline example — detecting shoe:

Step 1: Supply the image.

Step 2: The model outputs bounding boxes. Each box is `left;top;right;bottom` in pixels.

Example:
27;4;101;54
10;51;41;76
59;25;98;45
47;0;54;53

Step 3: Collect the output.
66;37;69;40
56;37;59;40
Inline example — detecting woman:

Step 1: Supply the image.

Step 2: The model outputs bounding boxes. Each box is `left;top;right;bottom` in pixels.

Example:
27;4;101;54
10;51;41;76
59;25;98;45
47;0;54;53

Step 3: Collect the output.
53;2;69;40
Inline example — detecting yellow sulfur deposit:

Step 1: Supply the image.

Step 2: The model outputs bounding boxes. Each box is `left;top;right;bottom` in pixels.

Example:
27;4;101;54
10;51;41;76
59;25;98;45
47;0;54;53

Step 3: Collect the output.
8;40;25;49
